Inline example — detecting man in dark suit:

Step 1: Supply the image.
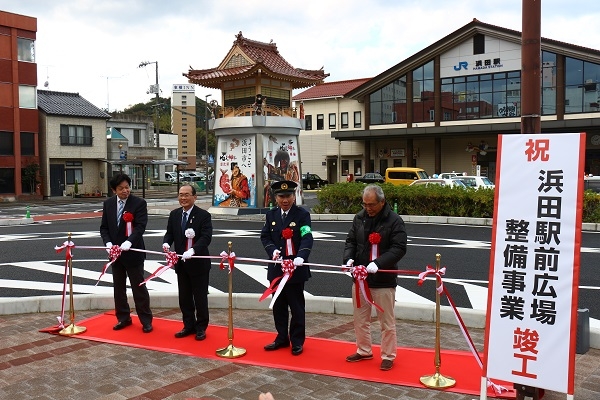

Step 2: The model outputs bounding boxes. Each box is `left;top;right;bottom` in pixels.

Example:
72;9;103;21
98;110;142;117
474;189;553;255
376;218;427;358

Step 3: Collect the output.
100;173;153;333
163;183;213;341
260;180;313;356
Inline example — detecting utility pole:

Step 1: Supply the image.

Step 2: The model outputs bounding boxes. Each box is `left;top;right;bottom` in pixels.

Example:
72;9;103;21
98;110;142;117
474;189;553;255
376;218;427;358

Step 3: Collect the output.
138;61;160;147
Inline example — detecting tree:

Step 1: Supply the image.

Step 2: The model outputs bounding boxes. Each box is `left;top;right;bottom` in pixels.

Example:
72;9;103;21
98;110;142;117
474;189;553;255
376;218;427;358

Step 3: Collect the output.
22;163;40;194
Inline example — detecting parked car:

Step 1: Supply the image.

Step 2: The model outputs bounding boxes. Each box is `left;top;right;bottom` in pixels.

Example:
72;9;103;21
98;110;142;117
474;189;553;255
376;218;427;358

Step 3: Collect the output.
355;172;385;184
301;173;328;190
165;172;177;182
455;175;495;189
409;178;467;188
437;172;460;179
384;167;429;185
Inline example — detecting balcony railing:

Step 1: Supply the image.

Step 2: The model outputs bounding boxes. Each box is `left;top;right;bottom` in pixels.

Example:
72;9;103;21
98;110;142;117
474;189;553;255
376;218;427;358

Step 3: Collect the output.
60;135;94;146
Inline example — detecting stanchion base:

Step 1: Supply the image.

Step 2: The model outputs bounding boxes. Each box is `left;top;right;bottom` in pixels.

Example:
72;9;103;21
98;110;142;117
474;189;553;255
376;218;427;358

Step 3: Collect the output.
420;372;456;389
59;323;87;336
216;344;246;358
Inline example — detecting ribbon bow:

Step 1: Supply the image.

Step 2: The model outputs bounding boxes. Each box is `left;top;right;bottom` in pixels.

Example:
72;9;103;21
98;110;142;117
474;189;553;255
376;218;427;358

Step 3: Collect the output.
219;251;236;272
139;251;179;286
352;265;383;312
417;265;446;293
260;259;295;309
96;245;122;286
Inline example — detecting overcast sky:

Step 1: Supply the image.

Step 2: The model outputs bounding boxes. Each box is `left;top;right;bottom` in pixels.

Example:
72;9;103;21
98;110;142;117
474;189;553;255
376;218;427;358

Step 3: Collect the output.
2;0;599;112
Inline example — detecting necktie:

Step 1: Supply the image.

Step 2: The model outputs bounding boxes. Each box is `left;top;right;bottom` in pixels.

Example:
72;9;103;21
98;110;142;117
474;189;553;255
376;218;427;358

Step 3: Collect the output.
181;211;188;233
117;200;124;226
282;212;287;222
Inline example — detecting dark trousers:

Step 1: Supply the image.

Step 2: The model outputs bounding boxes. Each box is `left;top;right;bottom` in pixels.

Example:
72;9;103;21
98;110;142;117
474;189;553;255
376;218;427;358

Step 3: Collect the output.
112;260;152;325
177;269;210;332
272;282;306;347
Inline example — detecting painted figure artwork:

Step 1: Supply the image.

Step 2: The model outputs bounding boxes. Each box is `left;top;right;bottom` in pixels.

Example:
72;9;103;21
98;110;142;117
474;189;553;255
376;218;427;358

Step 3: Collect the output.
214;135;256;208
263;135;301;207
218;162;250;207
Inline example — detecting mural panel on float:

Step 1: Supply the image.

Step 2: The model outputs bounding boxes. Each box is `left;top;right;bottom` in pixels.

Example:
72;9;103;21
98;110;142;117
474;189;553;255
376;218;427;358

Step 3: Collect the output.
214;135;257;208
263;134;302;207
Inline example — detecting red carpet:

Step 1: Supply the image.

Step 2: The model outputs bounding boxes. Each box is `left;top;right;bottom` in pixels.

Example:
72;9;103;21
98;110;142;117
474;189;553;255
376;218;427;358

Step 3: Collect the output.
61;313;515;398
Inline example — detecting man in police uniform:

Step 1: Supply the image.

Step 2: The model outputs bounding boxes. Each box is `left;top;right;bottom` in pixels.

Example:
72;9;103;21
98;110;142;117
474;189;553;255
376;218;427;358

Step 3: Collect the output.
260;180;313;356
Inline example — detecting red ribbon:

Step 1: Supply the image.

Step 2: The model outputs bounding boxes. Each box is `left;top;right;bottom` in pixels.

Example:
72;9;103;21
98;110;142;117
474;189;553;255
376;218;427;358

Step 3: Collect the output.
259;259;295;304
140;251;179;286
219;251;236;272
282;228;294;256
369;232;381;261
352;265;383;312
123;211;134;236
96;245;122;285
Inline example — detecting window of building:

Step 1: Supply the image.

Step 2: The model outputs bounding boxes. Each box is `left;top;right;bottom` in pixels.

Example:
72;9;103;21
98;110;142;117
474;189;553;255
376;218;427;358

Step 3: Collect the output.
20;132;34;155
182;100;187;105
328;113;336;129
473;34;485;55
413;60;435;123
19;85;36;109
133;129;141;145
60;125;93;146
440;70;521;120
354;111;361;128
167;148;177;159
317;114;324;130
565;56;600;114
305;115;312;130
370;76;407;125
341;112;348;128
65;161;83;185
0;168;14;193
342;160;350;175
17;38;35;62
353;160;362;176
0;132;13;155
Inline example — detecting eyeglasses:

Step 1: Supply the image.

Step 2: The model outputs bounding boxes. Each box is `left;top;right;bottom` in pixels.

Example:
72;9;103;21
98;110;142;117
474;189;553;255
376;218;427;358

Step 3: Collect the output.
178;193;194;198
362;201;381;208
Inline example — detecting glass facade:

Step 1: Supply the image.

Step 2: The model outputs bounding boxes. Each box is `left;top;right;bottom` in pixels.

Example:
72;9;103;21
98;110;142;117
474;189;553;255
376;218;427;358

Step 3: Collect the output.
565;57;600;114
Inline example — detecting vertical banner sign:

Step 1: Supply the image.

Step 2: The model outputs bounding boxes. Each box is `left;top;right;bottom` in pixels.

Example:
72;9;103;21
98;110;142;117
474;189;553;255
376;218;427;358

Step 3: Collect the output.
483;133;584;394
214;135;257;208
262;134;302;207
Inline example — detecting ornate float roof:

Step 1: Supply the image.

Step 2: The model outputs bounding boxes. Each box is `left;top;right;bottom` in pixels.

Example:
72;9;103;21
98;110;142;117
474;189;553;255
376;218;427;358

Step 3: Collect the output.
184;32;329;89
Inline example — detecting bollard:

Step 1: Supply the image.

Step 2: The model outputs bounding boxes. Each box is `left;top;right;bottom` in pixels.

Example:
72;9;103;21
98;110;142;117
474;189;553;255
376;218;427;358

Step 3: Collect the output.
577;308;590;354
26;205;31;218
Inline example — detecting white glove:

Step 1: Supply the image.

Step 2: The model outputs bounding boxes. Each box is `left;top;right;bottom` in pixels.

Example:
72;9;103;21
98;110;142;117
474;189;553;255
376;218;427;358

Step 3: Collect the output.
272;249;281;260
105;242;113;254
162;243;170;252
345;258;354;267
293;257;304;267
182;248;195;261
366;262;378;274
120;240;132;251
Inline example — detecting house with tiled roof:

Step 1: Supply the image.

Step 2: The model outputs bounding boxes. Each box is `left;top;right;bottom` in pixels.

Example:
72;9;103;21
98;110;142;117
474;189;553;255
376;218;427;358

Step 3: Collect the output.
293;78;371;184
38;90;110;197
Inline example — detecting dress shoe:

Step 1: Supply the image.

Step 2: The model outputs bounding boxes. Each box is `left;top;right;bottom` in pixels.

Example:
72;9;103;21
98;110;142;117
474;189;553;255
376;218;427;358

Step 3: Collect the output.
142;324;153;333
346;352;373;362
264;341;290;351
113;319;132;330
174;328;195;338
380;359;394;371
195;330;206;341
291;345;303;356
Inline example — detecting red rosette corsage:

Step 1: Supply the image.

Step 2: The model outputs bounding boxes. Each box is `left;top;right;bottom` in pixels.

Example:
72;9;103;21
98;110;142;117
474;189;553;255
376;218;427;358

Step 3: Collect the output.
123;211;134;236
369;232;381;244
282;228;293;239
282;227;295;256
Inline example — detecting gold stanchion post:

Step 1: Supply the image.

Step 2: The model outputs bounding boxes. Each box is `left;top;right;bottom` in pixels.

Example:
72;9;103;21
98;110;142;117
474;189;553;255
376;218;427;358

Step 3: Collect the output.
216;241;246;358
59;233;87;336
420;253;456;389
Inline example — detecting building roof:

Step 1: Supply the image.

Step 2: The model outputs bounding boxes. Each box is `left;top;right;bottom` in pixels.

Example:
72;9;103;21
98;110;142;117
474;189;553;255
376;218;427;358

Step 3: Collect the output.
37;90;111;119
106;127;127;140
185;32;329;90
346;18;600;99
293;78;371;101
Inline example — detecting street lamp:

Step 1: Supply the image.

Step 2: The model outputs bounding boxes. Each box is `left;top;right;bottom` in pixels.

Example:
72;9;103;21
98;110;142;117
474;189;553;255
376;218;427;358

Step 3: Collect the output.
138;61;159;148
205;94;212;195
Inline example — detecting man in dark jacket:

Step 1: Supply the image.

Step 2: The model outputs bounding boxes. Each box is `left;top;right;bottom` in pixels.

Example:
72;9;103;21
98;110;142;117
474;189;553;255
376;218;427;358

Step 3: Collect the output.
343;184;407;371
163;184;213;341
100;173;153;333
260;180;313;356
